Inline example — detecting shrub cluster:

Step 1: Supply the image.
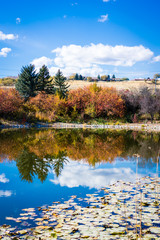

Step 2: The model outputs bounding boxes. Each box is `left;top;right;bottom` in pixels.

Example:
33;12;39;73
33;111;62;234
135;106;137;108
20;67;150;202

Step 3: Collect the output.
121;87;160;122
0;77;17;86
0;84;124;123
0;89;23;119
1;84;160;123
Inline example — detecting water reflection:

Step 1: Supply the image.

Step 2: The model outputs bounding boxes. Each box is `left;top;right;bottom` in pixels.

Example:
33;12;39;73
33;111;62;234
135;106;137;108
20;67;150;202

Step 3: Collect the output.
0;190;12;197
0;129;159;183
51;161;139;189
0;174;9;183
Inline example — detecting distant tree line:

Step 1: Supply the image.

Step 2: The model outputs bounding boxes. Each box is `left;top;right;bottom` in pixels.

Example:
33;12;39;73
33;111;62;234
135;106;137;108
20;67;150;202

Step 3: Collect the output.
68;73;129;81
0;77;17;86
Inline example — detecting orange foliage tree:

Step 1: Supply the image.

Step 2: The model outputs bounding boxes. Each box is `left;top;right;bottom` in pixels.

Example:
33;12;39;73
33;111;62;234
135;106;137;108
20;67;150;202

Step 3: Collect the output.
0;84;125;122
0;89;23;117
24;92;68;122
68;84;125;119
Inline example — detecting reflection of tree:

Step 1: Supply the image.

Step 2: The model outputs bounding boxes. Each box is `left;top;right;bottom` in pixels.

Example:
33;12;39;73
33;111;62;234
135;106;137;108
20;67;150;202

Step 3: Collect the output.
15;148;68;182
50;150;68;177
121;132;160;167
16;148;50;183
0;129;160;181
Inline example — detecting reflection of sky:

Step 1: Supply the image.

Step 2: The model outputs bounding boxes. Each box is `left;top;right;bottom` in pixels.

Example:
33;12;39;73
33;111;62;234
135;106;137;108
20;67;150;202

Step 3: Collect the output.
0;190;12;197
0;156;158;226
0;173;9;183
0;173;11;197
50;160;145;189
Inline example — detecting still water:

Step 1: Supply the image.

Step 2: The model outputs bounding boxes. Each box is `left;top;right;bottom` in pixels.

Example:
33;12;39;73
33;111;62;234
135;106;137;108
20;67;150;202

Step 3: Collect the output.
0;128;159;226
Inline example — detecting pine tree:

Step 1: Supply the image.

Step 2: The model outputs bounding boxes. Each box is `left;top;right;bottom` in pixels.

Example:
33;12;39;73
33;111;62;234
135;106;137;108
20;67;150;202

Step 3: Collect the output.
75;73;79;80
112;74;116;80
15;64;38;101
79;74;83;80
54;69;70;99
37;65;55;94
107;75;110;81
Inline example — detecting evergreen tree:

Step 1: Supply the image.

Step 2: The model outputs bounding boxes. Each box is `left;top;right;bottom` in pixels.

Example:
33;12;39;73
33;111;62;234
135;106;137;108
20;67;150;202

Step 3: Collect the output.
75;73;79;80
37;65;55;94
54;69;70;99
97;75;101;80
79;74;83;80
112;74;116;80
16;64;38;101
107;75;110;81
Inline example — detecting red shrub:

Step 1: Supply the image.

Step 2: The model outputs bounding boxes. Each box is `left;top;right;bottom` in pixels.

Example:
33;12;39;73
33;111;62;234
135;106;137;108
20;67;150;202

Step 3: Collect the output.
26;93;68;122
68;84;125;119
0;89;23;115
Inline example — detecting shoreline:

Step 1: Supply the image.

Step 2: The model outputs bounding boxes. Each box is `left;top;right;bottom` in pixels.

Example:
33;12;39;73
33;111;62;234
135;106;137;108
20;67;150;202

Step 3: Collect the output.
1;122;160;132
52;122;160;132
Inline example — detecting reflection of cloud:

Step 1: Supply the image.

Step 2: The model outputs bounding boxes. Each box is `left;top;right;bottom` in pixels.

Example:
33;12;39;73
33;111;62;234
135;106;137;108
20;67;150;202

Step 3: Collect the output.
0;190;12;197
0;173;9;183
50;161;142;189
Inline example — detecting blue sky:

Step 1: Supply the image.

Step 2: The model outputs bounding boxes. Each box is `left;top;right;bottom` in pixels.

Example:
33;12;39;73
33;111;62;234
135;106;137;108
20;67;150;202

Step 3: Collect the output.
0;0;160;79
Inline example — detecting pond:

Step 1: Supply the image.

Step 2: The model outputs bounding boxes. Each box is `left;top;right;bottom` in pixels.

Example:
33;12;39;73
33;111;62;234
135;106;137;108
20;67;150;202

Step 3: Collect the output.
0;128;159;230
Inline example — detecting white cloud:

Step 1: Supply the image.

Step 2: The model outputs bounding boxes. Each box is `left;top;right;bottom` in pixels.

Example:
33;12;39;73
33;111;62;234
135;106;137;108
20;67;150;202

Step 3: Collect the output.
32;43;154;77
0;30;18;40
31;56;53;70
98;14;109;23
49;65;104;76
0;190;12;197
0;48;11;57
153;55;160;62
50;161;142;189
0;174;9;183
52;44;153;67
16;17;21;24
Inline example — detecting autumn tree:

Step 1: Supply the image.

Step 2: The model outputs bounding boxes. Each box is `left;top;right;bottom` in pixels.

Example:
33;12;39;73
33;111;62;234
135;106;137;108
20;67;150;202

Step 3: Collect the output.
154;73;160;79
54;70;70;99
101;75;107;81
16;64;38;101
0;89;23;117
139;87;158;121
69;74;75;80
121;89;140;121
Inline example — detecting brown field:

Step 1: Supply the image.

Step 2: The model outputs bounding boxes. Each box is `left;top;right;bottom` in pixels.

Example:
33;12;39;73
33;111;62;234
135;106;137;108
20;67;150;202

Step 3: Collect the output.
1;80;160;91
67;80;160;91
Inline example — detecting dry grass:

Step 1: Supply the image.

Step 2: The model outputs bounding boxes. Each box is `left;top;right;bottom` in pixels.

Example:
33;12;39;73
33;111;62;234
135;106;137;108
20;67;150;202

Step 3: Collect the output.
1;80;160;91
67;80;160;91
